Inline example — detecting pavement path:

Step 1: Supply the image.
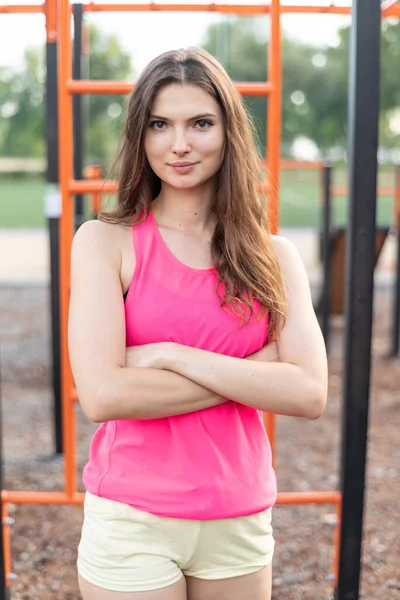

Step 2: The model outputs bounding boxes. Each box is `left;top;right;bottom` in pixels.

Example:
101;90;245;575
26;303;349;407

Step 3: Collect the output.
0;227;397;286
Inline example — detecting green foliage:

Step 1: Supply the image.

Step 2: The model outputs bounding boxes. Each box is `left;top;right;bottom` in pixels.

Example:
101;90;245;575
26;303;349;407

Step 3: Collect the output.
0;47;45;157
0;24;133;164
1;18;399;163
202;17;400;154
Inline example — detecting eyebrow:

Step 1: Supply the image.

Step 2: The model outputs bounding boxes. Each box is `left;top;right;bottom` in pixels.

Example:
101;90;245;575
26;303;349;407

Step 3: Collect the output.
149;113;217;121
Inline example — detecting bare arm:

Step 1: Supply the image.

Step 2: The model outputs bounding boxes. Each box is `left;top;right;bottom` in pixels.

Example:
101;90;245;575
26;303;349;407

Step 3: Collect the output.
68;221;279;423
155;238;328;420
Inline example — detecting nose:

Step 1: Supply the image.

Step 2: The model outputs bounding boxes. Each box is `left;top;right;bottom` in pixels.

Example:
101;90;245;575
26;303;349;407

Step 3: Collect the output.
171;128;191;156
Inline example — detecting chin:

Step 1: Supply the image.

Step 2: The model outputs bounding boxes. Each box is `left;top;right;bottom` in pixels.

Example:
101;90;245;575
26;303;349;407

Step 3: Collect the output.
164;175;209;189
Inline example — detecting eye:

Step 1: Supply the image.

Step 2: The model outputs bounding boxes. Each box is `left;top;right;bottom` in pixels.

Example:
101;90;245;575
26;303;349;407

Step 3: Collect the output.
150;120;166;130
196;119;213;129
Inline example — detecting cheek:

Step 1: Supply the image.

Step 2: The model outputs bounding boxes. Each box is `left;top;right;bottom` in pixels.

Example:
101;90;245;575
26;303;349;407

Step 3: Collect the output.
200;131;225;159
144;133;167;163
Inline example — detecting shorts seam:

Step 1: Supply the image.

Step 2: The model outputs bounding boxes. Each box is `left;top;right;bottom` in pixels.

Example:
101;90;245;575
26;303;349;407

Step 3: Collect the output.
184;559;274;580
77;558;183;593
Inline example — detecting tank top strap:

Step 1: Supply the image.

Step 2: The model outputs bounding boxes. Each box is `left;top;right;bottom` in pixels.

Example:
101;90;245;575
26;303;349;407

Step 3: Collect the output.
131;212;156;282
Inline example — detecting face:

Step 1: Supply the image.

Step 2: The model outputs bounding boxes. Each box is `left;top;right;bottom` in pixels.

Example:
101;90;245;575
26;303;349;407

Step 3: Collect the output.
144;83;225;190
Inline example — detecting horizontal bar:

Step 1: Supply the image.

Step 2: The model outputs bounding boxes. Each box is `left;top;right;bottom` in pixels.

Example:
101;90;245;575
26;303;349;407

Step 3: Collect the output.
0;4;43;13
80;3;400;17
277;491;341;505
83;3;274;14
1;491;84;505
1;489;340;506
67;79;273;97
68;179;270;195
1;3;399;17
332;186;396;197
69;179;117;194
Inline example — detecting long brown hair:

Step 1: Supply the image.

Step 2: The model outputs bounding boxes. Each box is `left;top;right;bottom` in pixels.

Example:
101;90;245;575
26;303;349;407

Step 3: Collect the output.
99;47;287;337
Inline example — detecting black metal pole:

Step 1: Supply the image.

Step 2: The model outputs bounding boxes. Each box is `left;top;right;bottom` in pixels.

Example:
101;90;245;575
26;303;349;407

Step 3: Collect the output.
335;1;381;599
390;166;400;357
45;36;63;456
321;163;332;350
73;3;85;231
0;349;8;599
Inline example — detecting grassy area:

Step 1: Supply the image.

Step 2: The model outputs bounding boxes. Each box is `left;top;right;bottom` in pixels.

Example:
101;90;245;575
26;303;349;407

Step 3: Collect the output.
0;170;396;229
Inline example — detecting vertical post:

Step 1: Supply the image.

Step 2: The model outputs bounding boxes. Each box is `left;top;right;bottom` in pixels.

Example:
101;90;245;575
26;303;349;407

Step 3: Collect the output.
390;166;400;356
263;0;282;460
321;163;332;350
73;3;85;231
58;0;78;497
44;0;63;455
336;1;381;599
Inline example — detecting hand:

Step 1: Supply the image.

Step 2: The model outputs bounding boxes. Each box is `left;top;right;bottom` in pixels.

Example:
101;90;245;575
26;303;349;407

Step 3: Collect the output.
125;343;172;369
246;341;279;363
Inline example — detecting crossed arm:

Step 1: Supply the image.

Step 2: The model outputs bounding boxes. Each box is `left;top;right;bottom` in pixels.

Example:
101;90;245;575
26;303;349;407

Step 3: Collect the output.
68;221;327;423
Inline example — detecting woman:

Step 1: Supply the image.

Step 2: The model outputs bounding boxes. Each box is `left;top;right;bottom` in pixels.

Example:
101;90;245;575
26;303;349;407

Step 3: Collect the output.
69;47;327;600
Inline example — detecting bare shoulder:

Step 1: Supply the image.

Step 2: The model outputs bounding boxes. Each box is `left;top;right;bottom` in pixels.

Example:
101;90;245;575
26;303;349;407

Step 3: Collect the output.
72;219;130;263
270;234;306;281
72;219;118;250
270;234;299;261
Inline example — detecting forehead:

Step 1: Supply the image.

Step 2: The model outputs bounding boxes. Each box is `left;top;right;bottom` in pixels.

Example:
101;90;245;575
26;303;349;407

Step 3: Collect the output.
151;83;222;118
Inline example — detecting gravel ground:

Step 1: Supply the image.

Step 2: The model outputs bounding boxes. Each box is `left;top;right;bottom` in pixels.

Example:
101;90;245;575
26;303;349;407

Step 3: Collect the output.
0;285;399;600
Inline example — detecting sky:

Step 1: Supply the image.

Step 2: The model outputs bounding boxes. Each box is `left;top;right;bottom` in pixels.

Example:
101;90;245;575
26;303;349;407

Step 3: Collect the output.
0;0;351;72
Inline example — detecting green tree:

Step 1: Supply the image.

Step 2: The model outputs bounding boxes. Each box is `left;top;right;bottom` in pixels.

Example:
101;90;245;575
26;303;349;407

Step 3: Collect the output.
0;24;133;162
0;47;45;157
202;18;400;154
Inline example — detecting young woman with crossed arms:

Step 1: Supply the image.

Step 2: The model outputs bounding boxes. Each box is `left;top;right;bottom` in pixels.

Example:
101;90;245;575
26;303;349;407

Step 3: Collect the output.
69;47;327;600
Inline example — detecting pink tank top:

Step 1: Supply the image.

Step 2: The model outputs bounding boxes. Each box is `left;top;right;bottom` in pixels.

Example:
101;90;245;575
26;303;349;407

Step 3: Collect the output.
82;211;277;519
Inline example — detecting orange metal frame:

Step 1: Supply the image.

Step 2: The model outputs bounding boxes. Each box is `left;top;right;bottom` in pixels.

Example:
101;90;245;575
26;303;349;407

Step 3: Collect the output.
1;2;400;16
5;0;400;592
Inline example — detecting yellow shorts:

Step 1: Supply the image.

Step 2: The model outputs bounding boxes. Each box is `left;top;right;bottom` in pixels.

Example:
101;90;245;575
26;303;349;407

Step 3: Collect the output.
77;491;275;593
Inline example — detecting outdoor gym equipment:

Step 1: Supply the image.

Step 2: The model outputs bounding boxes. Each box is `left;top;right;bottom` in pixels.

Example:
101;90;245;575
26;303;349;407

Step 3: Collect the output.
0;2;394;599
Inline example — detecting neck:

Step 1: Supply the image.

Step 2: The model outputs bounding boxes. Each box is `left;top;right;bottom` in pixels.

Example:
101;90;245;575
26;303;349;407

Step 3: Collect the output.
152;181;217;233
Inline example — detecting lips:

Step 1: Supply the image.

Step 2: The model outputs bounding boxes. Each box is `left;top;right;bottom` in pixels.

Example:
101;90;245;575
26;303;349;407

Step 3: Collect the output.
169;162;197;167
168;162;198;175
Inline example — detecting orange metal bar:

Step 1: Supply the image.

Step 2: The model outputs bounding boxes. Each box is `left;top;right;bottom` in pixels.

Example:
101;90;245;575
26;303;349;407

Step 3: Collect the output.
2;491;84;505
69;179;117;194
2;503;12;588
333;495;342;587
263;0;282;461
58;0;78;498
67;79;273;96
84;164;103;214
276;491;341;505
68;179;269;195
0;5;43;13
1;489;339;506
332;186;395;197
83;3;273;14
45;0;57;42
1;3;399;17
80;2;400;17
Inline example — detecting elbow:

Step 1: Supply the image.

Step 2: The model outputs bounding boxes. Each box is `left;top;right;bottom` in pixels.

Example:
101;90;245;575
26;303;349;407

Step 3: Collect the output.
80;396;107;424
305;384;327;420
78;384;112;424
